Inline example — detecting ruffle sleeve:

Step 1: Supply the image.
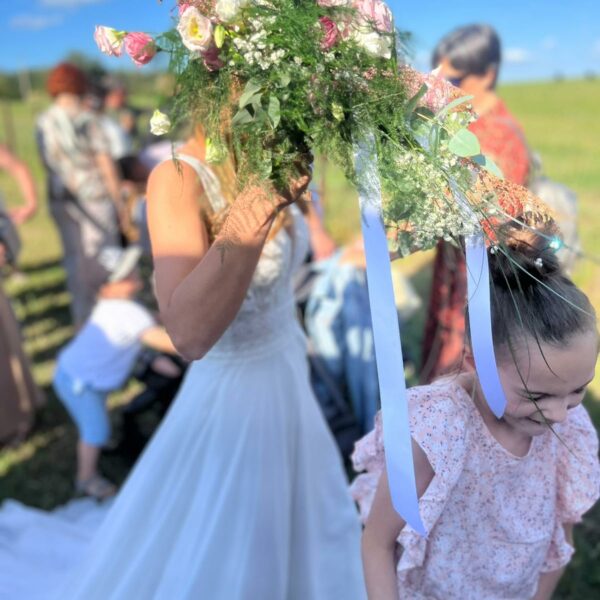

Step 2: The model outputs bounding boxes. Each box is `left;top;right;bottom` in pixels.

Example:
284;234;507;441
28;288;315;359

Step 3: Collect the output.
350;411;386;523
541;404;600;572
350;382;471;570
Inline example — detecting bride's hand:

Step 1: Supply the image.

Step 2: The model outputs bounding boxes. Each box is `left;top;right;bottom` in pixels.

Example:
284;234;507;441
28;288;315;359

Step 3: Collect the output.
238;163;311;221
275;162;312;210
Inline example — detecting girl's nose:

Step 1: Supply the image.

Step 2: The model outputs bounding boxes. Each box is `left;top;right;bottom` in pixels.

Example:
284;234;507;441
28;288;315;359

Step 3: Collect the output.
546;400;569;424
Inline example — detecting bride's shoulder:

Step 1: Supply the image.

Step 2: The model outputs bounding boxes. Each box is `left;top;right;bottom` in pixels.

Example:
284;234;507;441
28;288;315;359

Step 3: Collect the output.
148;154;205;207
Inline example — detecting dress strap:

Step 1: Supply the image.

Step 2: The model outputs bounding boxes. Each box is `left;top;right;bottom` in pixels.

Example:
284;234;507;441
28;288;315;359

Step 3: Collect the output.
171;153;227;212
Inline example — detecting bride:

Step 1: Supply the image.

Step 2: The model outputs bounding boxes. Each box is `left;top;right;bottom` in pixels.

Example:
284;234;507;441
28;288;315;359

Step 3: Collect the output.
0;129;366;599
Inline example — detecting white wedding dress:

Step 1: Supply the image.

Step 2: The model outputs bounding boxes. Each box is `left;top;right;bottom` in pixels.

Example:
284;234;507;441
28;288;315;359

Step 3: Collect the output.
0;155;366;600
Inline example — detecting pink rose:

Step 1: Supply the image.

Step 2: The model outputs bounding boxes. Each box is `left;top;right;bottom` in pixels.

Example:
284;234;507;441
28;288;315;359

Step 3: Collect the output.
94;25;124;57
319;17;340;50
353;0;393;33
124;32;158;67
178;2;191;14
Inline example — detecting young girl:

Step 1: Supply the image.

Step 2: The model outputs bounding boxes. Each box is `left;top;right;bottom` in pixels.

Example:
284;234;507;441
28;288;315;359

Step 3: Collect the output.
353;222;600;600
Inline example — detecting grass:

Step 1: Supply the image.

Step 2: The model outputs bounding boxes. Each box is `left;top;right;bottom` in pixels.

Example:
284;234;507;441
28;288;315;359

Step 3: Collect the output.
1;78;600;597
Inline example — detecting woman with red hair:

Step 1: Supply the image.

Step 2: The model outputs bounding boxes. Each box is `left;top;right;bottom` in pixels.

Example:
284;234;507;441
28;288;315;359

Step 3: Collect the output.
37;62;124;327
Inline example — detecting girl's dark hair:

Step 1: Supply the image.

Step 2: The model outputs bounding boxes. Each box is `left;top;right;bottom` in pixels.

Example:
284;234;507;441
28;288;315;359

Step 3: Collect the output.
432;24;501;89
486;221;595;355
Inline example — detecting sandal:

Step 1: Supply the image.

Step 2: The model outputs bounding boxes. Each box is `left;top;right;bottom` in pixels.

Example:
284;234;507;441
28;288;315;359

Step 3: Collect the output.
75;475;117;501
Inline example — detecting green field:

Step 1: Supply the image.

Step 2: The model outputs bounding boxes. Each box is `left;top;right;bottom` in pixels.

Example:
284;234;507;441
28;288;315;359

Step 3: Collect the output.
1;79;600;597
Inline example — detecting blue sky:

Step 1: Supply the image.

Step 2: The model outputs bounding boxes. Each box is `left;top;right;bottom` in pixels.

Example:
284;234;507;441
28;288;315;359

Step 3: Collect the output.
1;0;599;82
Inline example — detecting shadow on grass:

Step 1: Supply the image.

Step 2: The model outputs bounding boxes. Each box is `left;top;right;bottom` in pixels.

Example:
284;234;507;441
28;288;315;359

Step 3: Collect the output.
11;281;69;305
0;384;134;510
19;258;64;276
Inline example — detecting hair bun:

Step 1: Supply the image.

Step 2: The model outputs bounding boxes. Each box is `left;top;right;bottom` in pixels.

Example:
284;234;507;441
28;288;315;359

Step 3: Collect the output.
488;220;562;289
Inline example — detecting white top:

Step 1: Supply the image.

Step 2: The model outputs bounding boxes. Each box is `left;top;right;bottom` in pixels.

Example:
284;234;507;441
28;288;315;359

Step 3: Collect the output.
100;115;132;160
57;299;154;391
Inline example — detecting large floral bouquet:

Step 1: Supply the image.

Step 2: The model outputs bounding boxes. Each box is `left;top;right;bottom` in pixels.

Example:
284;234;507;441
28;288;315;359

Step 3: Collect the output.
95;0;548;253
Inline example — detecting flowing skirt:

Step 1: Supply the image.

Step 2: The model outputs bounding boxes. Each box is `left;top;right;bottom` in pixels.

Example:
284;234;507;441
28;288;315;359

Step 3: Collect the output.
0;323;365;599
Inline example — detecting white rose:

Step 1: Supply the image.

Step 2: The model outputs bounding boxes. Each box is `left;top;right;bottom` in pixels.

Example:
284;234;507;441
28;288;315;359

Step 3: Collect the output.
215;0;250;23
317;0;352;6
177;6;213;53
150;110;171;136
352;28;393;59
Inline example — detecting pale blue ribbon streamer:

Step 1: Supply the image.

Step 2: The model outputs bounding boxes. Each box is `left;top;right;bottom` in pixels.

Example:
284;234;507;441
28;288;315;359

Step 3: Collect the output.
355;141;426;536
465;234;507;418
414;112;506;417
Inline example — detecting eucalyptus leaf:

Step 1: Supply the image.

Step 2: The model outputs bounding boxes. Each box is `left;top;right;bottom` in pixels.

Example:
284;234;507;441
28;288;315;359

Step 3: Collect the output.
238;79;262;108
253;107;268;126
429;122;441;155
404;83;428;118
250;93;263;110
268;96;281;128
472;154;504;179
279;71;291;87
231;108;254;127
448;128;481;157
436;94;474;118
415;107;435;120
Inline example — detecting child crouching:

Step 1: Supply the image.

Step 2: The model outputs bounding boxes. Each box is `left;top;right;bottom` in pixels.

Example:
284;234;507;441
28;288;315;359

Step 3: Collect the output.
53;247;177;500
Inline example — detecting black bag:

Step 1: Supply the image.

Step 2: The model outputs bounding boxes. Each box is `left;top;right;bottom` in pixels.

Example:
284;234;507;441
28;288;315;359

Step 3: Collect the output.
0;197;21;266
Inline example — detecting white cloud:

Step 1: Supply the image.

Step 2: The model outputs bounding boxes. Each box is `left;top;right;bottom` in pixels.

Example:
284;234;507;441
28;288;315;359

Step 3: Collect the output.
541;36;557;51
10;14;64;30
39;0;106;7
504;47;533;64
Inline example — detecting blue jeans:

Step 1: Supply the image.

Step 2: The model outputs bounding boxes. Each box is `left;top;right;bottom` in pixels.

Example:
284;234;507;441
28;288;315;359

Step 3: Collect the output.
53;366;110;446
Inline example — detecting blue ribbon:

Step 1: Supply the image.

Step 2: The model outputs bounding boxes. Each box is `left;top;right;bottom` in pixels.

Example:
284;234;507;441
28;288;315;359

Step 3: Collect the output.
355;142;426;536
465;234;507;418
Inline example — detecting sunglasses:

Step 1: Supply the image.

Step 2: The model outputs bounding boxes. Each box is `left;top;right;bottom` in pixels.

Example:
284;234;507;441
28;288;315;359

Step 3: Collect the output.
445;75;467;87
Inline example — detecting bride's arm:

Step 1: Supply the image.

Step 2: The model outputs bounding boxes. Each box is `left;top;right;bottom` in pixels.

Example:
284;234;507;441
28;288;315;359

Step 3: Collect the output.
147;160;307;360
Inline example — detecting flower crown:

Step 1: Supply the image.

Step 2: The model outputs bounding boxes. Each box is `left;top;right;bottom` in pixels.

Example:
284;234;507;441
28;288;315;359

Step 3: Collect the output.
95;0;551;252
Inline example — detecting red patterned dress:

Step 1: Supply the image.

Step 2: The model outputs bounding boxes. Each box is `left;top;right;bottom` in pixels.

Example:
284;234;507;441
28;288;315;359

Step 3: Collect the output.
420;99;530;382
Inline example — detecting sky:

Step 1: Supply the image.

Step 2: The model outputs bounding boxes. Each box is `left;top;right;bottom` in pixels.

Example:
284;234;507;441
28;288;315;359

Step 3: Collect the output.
1;0;599;82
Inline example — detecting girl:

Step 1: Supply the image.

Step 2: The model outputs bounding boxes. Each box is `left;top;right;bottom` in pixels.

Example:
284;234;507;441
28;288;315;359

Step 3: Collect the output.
353;222;600;599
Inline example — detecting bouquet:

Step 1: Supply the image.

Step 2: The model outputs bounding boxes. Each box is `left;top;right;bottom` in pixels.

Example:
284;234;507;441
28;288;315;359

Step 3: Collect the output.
95;0;550;253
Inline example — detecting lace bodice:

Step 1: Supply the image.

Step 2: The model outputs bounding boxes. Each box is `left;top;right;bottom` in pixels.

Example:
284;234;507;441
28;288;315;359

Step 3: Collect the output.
175;154;310;358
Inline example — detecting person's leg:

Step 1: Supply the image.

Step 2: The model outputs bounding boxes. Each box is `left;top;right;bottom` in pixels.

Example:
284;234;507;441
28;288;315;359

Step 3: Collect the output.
76;440;103;482
53;367;115;498
49;200;91;327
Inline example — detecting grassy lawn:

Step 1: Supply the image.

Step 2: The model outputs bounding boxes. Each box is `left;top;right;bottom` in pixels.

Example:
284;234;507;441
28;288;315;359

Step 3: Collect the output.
1;78;600;597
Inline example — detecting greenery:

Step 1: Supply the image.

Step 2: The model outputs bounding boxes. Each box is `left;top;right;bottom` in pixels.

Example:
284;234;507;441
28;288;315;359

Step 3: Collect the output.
144;1;518;254
1;77;600;597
